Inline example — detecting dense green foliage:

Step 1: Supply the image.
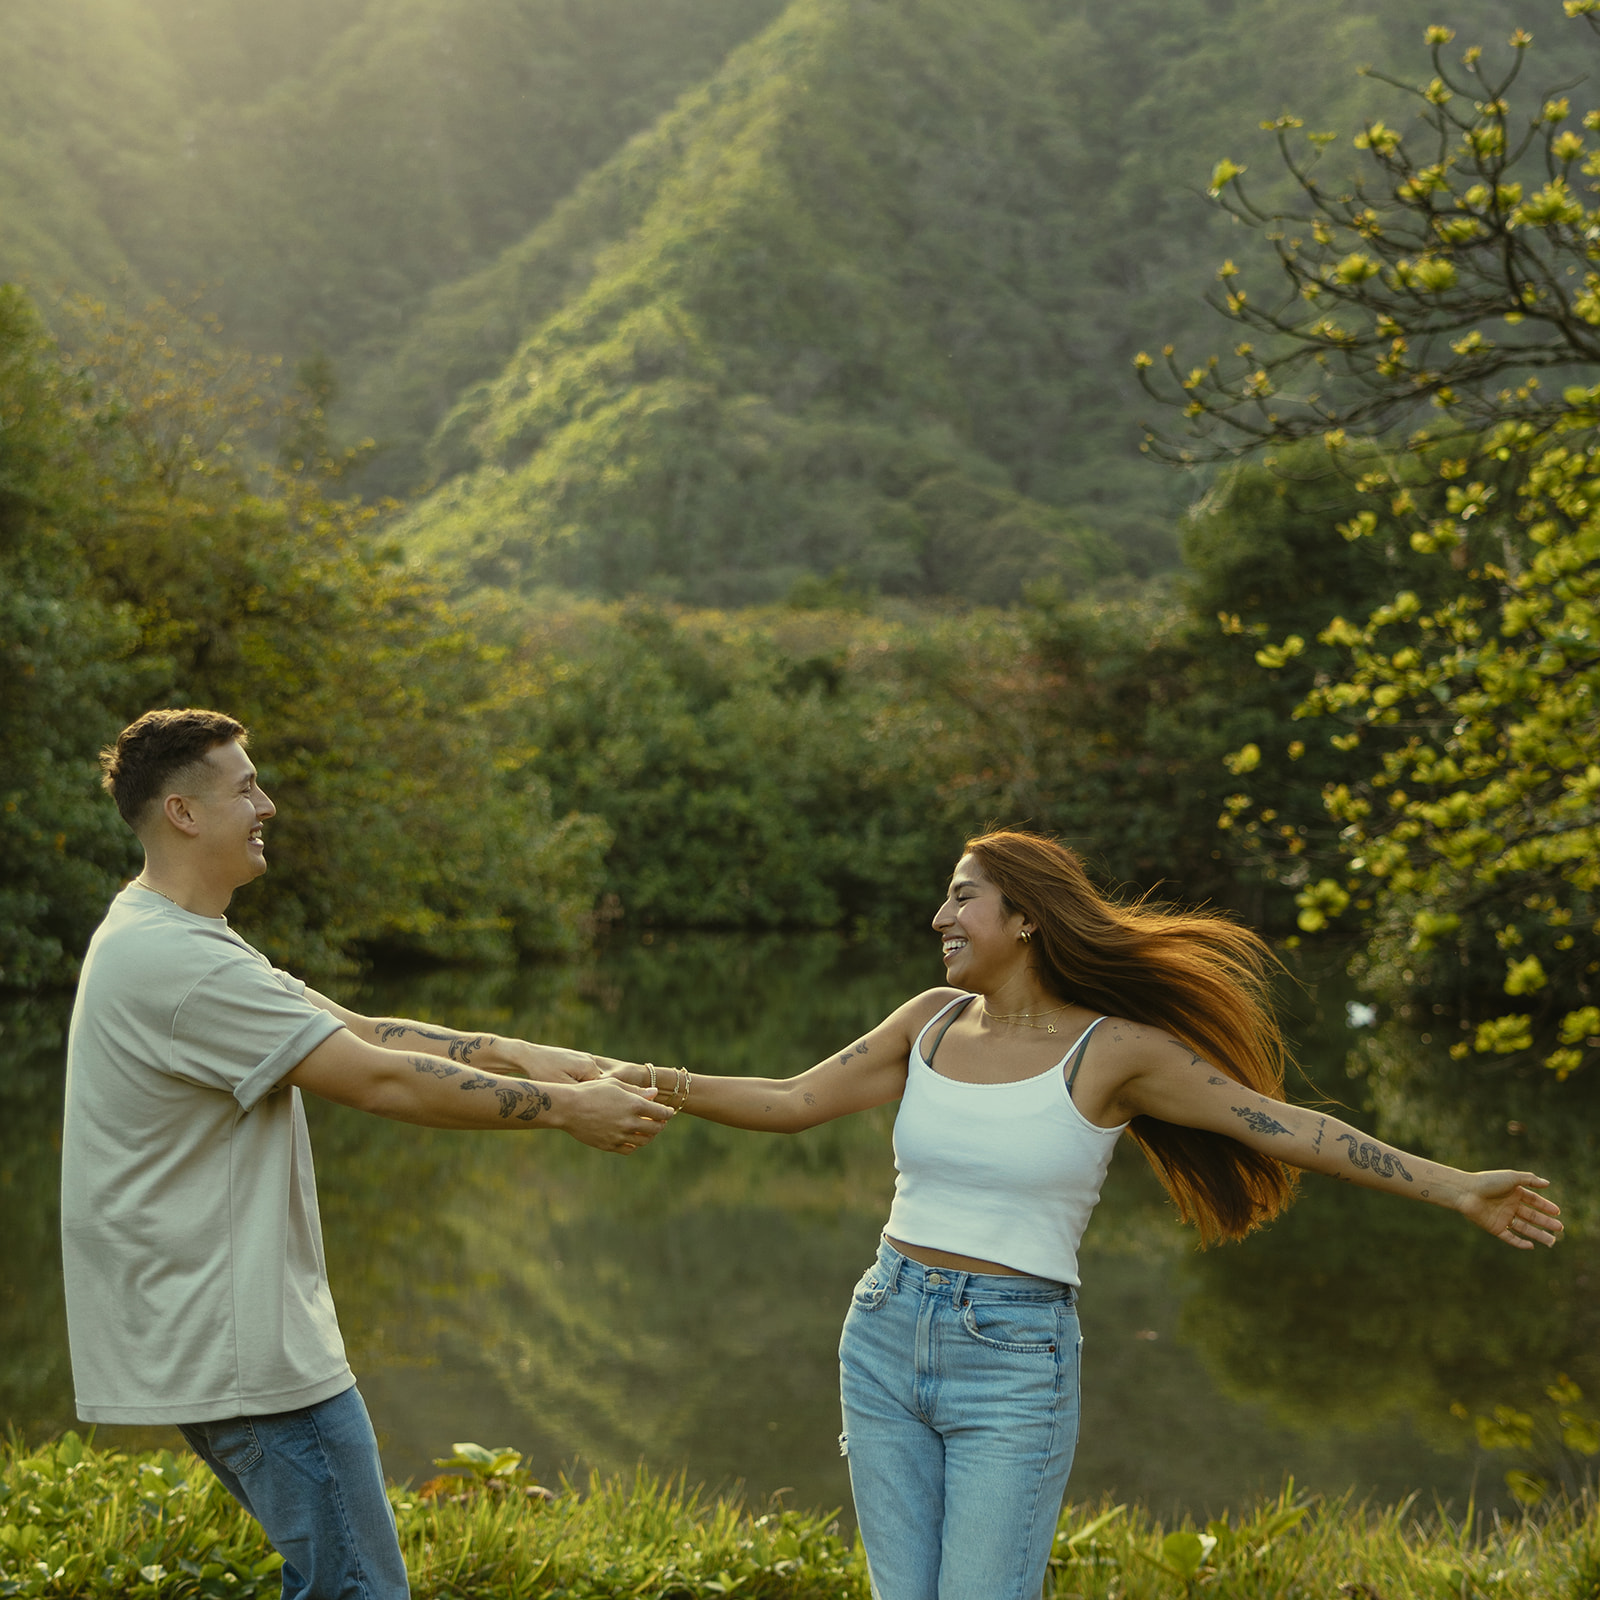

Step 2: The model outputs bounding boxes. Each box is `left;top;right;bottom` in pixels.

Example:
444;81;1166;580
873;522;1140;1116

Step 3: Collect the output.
471;580;1290;932
0;289;608;987
0;290;141;989
7;1430;1600;1600
0;279;1449;979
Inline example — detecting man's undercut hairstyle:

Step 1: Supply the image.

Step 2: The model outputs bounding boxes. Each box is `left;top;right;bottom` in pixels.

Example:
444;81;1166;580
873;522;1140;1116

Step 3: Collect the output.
100;709;249;829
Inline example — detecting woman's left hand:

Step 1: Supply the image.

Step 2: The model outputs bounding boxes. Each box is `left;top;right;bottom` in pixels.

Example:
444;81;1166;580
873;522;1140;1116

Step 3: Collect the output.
1458;1172;1563;1249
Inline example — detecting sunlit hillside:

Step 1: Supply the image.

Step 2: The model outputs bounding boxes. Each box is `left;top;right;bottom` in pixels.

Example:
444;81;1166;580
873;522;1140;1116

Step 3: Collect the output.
0;0;785;351
0;0;1540;595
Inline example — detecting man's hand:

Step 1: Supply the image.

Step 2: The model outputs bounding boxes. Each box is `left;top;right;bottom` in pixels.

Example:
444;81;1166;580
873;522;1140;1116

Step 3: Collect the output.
559;1077;675;1152
496;1038;602;1083
1457;1171;1563;1250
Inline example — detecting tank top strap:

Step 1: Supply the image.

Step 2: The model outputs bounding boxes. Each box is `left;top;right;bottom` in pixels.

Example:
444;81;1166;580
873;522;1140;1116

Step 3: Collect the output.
1063;1015;1109;1094
917;993;977;1067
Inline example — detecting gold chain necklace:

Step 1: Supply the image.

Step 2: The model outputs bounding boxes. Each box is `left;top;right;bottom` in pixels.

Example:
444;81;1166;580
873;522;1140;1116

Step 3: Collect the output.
133;877;185;910
983;1001;1070;1034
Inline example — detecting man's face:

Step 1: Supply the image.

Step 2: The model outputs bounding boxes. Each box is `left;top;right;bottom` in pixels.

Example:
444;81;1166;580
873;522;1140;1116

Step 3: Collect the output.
187;740;276;889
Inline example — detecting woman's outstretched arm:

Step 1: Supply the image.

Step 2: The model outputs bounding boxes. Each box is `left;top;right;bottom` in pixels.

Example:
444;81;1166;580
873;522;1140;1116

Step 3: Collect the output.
1084;1022;1563;1250
600;988;962;1133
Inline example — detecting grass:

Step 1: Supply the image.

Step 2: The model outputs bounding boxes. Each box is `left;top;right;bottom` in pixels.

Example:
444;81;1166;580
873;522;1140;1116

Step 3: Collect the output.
4;1432;1600;1599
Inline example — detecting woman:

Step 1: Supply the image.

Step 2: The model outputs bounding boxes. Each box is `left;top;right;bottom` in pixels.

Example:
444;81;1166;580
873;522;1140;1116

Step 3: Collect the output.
611;830;1562;1600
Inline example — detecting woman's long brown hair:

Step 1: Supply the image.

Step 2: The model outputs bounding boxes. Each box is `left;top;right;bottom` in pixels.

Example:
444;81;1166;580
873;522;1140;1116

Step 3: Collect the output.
965;829;1298;1245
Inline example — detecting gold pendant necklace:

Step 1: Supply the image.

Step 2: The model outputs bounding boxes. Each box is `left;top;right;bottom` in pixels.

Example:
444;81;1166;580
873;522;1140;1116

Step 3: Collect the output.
984;1001;1069;1034
133;877;184;909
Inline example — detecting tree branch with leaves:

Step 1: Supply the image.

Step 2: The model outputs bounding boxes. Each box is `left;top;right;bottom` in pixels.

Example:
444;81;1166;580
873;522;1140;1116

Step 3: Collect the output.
1144;7;1600;1081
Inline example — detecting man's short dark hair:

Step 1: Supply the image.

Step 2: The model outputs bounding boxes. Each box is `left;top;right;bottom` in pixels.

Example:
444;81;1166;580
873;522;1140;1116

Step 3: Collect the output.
100;709;249;829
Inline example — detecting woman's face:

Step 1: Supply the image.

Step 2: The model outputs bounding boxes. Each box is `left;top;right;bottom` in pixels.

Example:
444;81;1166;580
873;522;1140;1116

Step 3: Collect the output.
931;853;1030;987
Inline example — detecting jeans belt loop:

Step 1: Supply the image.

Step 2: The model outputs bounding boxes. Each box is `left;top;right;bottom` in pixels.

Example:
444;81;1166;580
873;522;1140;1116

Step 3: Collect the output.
950;1269;970;1307
883;1245;906;1294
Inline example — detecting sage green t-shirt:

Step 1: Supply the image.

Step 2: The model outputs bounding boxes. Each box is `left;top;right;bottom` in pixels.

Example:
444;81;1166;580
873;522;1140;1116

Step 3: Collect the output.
61;884;352;1424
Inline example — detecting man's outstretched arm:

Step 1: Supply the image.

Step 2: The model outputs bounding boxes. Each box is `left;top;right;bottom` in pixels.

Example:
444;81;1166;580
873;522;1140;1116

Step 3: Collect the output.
283;1029;671;1152
303;988;600;1083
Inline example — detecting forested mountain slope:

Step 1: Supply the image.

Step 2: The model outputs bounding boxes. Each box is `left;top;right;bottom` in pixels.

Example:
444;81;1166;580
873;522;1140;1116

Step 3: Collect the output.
0;0;785;356
380;0;1538;596
1;0;1545;599
0;0;188;297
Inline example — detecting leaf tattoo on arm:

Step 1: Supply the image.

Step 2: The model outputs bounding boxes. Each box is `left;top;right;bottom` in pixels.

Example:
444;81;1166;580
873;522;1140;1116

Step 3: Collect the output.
1232;1105;1291;1137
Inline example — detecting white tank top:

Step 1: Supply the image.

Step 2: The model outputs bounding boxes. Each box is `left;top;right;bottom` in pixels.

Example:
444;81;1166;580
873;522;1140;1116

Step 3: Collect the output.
883;993;1127;1285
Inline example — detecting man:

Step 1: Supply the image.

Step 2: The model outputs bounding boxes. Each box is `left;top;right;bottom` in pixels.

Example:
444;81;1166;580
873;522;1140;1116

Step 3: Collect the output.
61;708;670;1600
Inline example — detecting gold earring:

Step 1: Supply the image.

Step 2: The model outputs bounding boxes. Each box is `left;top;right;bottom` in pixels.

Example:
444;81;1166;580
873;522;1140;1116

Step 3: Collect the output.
1019;929;1031;943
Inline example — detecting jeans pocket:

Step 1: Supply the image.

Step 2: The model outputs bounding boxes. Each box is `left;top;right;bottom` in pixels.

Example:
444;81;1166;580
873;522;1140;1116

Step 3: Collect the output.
960;1299;1061;1354
850;1267;888;1311
202;1417;263;1477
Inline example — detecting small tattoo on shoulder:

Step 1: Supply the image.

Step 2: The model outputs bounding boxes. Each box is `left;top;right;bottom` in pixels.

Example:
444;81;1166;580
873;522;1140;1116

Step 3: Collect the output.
1165;1035;1204;1069
1232;1105;1291;1137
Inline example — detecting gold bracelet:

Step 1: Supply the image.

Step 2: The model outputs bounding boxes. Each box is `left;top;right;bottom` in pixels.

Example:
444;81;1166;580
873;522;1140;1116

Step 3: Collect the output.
681;1069;692;1111
675;1066;687;1109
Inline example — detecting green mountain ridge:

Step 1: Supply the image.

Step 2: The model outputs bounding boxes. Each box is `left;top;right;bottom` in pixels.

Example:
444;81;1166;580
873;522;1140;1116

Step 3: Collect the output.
380;0;1539;600
391;0;1146;603
1;0;1549;603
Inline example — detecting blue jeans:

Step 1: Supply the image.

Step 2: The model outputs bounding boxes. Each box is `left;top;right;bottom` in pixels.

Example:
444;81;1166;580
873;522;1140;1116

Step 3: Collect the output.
839;1239;1081;1600
178;1384;409;1600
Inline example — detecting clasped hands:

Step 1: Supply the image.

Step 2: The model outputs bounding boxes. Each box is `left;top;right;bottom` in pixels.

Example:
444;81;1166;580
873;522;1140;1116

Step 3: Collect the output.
494;1036;674;1154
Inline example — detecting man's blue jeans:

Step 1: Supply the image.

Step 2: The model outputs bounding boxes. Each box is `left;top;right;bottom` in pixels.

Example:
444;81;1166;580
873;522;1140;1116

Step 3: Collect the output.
178;1383;409;1600
839;1239;1082;1600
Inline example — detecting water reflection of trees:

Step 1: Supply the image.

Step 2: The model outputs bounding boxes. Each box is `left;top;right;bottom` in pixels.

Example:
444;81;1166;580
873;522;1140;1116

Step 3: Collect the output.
10;933;1597;1514
312;932;922;1501
1179;1013;1600;1469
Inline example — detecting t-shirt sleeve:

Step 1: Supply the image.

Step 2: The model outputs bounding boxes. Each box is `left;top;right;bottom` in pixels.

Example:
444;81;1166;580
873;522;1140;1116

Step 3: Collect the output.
170;953;346;1112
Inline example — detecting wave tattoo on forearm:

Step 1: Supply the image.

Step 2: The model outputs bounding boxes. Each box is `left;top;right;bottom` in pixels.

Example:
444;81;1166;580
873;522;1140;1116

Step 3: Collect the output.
1336;1132;1413;1181
408;1056;550;1120
377;1021;489;1063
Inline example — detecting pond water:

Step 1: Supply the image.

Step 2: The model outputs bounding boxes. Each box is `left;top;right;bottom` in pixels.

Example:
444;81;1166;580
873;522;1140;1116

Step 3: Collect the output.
3;931;1598;1524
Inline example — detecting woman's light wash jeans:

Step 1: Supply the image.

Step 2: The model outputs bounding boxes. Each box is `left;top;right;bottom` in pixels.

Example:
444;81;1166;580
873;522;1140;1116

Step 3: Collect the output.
839;1239;1082;1600
179;1383;409;1600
